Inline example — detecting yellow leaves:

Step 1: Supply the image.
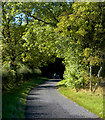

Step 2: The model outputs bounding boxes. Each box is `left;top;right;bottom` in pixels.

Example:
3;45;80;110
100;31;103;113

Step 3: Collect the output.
30;43;33;48
55;15;70;33
83;48;102;66
21;53;25;57
23;43;26;47
11;7;15;16
83;48;92;57
76;28;86;37
71;13;76;19
28;47;30;51
88;56;96;66
22;58;25;62
77;39;82;45
61;16;67;21
88;56;103;66
61;32;65;37
56;22;64;31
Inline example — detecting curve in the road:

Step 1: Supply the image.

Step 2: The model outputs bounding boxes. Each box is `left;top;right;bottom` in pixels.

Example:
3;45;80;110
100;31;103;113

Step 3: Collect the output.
25;79;102;119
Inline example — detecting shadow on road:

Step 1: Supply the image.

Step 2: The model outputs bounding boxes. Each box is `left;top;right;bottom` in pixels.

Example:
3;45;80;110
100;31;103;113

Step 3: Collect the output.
25;79;104;120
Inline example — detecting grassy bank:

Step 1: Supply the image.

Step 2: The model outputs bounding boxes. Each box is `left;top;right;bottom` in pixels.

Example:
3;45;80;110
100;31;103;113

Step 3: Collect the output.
2;77;47;119
57;83;104;119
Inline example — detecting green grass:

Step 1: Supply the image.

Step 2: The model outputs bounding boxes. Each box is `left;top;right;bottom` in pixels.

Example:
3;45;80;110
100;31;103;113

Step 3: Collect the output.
57;83;104;119
2;77;47;119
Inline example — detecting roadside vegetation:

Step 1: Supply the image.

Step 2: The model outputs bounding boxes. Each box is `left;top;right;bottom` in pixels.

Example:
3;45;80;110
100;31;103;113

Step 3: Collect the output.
2;2;105;94
1;2;105;119
3;77;47;118
57;82;105;119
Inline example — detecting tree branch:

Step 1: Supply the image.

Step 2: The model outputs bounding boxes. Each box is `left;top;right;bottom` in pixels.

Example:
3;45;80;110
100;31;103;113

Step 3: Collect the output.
92;65;103;93
28;13;56;27
46;7;59;23
96;66;103;78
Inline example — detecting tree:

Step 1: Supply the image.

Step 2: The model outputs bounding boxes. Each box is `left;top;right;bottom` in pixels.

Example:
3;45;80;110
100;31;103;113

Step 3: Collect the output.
19;2;72;27
2;2;72;87
55;2;105;92
2;2;28;82
22;24;57;68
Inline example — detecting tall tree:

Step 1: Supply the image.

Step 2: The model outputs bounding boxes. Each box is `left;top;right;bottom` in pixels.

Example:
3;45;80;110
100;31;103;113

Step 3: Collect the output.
2;2;27;82
2;2;72;84
55;2;105;92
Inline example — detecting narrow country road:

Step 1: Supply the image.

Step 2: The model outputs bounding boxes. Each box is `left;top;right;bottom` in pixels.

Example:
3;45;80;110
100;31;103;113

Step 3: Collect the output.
25;79;100;119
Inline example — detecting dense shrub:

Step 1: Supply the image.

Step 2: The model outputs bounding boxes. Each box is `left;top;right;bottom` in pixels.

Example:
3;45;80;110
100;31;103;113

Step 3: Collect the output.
63;63;85;91
2;62;42;90
63;59;105;92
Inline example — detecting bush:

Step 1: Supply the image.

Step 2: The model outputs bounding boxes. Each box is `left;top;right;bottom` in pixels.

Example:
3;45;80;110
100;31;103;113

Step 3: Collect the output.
2;65;16;90
2;62;42;90
63;61;85;91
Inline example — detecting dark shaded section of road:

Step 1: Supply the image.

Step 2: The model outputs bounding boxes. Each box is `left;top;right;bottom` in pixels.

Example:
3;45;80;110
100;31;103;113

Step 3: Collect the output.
25;79;103;119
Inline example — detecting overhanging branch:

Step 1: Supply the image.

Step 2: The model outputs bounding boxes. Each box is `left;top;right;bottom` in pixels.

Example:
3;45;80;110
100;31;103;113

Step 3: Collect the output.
28;13;56;26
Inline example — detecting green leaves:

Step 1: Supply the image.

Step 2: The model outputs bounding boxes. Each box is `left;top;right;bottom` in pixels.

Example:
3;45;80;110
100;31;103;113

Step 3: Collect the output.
55;2;105;91
2;2;105;92
83;48;92;57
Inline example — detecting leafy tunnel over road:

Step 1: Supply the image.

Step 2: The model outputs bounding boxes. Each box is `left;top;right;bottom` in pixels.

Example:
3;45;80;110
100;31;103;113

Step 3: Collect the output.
40;58;65;79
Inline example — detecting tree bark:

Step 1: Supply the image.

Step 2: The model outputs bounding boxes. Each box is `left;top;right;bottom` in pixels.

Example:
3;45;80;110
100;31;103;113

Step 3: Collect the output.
90;66;92;91
92;66;103;93
96;66;103;78
28;13;57;27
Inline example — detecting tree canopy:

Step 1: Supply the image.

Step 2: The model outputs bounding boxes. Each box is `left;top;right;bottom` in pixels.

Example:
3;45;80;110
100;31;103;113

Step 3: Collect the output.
2;2;105;92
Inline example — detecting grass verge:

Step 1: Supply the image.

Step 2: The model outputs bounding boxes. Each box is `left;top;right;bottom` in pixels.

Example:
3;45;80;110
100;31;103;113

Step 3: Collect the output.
2;77;47;119
57;83;104;119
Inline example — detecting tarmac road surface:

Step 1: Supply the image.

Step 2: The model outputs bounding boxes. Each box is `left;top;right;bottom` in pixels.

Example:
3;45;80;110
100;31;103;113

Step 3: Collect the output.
25;79;102;119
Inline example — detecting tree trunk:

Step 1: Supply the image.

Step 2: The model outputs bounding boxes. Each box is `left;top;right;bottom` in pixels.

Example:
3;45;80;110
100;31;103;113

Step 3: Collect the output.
92;66;103;93
90;66;92;92
97;66;103;78
10;52;17;83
